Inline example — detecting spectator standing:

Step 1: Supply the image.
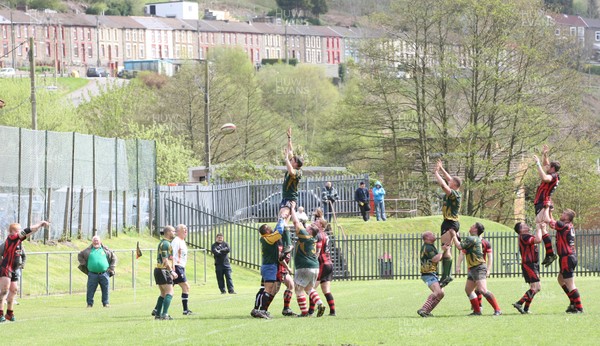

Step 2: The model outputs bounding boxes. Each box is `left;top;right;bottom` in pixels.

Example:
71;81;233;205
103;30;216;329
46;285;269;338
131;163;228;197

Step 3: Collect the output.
211;233;235;294
297;206;309;228
354;181;370;222
171;224;193;315
78;235;117;308
0;221;48;322
372;181;387;221
321;182;339;223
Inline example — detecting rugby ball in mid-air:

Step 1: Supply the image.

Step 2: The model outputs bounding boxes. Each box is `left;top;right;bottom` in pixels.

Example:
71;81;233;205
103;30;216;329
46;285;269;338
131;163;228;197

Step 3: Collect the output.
220;123;236;134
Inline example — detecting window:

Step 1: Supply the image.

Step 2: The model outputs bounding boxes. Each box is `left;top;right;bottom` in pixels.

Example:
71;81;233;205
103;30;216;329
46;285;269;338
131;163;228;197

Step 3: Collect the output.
555;28;560;36
596;31;600;41
115;45;119;58
139;46;144;58
133;30;137;41
187;32;192;43
87;28;92;41
2;43;7;55
87;45;92;58
316;50;321;63
316;37;320;48
126;43;131;58
125;30;130;41
73;45;78;57
578;27;584;37
570;27;576;36
176;44;180;58
101;44;105;57
187;45;193;58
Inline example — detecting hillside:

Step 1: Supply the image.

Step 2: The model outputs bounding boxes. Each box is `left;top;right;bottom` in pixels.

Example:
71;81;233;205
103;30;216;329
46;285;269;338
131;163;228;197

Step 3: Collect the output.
324;215;514;236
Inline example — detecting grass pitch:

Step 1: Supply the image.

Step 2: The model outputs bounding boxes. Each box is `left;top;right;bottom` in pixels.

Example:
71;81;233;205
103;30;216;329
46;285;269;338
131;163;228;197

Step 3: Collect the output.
4;265;599;345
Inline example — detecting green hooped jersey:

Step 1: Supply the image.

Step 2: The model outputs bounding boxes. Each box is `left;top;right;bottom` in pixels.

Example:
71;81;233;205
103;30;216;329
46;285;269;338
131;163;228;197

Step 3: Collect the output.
294;228;319;269
282;169;302;201
442;189;461;221
156;238;172;269
420;243;439;274
260;232;282;265
460;236;486;268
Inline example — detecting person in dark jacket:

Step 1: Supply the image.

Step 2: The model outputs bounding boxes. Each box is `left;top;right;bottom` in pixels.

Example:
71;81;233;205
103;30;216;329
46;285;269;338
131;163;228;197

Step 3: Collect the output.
321;181;339;223
354;181;370;221
211;234;235;294
78;235;117;308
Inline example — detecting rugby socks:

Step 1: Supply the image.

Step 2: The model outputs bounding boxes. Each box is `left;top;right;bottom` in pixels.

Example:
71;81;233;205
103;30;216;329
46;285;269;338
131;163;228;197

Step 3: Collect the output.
309;289;322;307
468;292;481;313
568;289;583;311
421;294;436;313
283;289;293;309
523;290;536;311
162;294;173;316
475;290;483;308
542;234;554;256
441;258;452;280
325;292;336;314
297;295;308;315
266;293;275;310
561;284;569;294
483;291;501;312
259;292;272;311
254;287;265;310
182;293;189;311
308;289;317;314
154;296;164;316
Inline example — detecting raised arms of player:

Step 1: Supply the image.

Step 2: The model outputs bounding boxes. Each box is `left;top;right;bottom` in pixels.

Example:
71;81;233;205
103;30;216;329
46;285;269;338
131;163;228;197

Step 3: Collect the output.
434;160;452;195
284;127;296;176
289;205;303;233
19;220;49;240
438;159;453;183
533;145;553;183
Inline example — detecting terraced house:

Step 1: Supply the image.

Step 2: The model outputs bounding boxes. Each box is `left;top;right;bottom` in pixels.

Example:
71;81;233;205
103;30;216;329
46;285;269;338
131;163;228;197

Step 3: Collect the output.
0;4;371;78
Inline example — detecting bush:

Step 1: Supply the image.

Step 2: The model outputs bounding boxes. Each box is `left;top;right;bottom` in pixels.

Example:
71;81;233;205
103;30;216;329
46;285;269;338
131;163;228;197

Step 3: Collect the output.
138;72;168;89
260;58;298;66
584;64;600;75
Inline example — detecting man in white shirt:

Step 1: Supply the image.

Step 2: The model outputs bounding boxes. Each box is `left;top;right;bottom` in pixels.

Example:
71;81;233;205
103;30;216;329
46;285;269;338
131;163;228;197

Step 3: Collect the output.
171;224;192;315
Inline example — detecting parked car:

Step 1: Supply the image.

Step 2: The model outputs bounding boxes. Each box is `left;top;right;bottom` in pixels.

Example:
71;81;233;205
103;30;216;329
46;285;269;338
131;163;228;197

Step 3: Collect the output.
0;67;16;77
117;69;137;79
232;190;321;223
86;67;109;77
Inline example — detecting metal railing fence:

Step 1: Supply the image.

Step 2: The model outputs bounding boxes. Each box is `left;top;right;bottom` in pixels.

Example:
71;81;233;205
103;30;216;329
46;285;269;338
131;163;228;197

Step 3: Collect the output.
158;196;600;281
18;248;207;297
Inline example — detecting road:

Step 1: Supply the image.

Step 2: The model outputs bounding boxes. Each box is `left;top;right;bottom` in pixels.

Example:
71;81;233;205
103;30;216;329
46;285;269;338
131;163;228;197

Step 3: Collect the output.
68;77;127;107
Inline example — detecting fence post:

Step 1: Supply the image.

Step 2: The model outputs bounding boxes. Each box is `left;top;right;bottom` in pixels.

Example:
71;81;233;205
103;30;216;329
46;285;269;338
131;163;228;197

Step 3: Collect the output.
132;250;135;289
46;253;49;295
69;252;72;294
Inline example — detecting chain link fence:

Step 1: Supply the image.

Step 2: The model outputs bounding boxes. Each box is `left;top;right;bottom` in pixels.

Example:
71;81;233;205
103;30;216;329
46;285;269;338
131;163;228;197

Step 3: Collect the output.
0;126;156;241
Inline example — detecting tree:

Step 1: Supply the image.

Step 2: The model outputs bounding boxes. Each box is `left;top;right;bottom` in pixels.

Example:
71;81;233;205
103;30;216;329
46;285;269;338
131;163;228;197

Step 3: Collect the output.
257;63;340;164
78;79;154;138
334;0;586;221
311;0;329;18
126;123;200;185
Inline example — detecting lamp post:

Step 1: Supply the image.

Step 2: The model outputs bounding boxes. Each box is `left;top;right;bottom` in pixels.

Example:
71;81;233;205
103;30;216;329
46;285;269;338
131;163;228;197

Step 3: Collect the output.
203;57;210;182
0;2;15;68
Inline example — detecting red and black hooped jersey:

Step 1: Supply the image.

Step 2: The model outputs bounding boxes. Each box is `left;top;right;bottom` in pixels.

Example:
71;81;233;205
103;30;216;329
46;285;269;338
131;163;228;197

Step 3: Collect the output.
316;231;332;265
1;233;24;272
533;172;559;205
552;221;575;257
482;238;492;262
518;233;539;264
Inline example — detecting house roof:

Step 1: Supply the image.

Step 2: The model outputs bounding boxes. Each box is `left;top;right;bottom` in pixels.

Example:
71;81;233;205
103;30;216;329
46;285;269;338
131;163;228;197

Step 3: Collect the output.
548;13;587;27
581;17;600;28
